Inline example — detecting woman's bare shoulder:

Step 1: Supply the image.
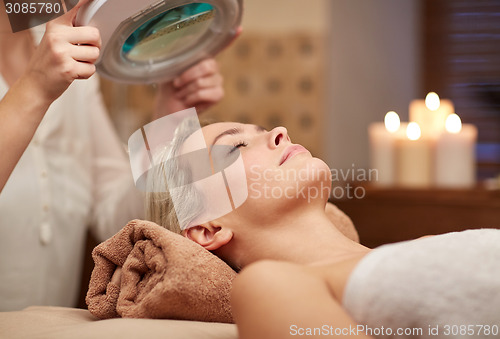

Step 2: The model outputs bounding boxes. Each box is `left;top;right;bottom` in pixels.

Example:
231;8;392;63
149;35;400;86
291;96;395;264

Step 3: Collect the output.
237;260;315;282
304;255;368;303
232;259;373;339
234;259;352;301
234;260;327;299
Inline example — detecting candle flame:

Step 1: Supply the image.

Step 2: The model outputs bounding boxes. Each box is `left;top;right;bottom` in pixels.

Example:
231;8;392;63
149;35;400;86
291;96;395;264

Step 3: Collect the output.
425;92;440;111
407;122;421;141
445;113;462;134
384;111;400;133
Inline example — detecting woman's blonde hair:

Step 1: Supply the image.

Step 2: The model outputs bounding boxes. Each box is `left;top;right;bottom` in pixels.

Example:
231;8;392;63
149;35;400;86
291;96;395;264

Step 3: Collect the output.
145;118;214;234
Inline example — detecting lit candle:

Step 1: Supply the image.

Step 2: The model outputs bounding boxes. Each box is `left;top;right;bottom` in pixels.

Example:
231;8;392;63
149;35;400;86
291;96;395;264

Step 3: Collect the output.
409;92;454;139
435;114;477;188
396;122;433;188
369;111;402;186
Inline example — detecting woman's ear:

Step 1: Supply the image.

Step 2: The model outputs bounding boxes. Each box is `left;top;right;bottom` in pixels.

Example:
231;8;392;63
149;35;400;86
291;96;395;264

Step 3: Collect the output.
184;222;233;251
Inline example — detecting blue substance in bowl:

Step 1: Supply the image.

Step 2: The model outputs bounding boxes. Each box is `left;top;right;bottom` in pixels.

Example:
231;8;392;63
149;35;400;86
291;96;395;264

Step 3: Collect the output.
122;3;213;54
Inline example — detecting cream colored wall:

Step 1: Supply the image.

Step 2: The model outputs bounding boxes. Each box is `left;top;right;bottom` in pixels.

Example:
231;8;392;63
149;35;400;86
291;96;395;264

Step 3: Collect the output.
325;0;422;174
242;0;329;33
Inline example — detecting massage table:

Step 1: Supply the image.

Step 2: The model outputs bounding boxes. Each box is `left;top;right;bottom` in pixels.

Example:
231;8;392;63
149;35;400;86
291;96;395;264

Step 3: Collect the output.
0;306;238;339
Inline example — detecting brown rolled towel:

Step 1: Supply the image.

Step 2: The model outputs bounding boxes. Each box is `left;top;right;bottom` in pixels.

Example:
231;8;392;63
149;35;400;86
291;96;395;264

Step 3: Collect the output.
86;219;236;323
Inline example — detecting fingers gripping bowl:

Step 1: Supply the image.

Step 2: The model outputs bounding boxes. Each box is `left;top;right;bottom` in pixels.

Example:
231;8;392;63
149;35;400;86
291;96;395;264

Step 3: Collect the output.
75;0;243;83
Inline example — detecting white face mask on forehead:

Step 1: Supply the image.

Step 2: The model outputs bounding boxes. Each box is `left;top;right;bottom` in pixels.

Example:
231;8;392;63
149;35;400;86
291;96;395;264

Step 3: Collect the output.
75;0;243;84
128;108;248;230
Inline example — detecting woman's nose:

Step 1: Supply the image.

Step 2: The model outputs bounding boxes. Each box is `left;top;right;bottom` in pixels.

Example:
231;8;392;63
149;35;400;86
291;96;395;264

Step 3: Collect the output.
268;126;290;149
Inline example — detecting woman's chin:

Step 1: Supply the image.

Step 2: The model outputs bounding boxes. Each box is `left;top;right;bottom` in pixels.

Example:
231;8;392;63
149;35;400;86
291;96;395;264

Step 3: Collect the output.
287;157;332;205
238;157;332;218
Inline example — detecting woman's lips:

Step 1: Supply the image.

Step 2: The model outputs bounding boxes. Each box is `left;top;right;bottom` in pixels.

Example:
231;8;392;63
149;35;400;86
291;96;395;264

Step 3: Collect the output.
279;145;310;165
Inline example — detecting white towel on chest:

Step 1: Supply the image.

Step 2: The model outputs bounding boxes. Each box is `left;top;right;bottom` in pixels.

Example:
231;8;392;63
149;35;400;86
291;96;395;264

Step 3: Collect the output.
343;229;500;338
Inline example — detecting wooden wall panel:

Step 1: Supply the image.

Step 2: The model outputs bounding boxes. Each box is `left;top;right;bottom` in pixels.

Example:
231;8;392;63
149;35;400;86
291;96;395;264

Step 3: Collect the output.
99;32;327;158
205;33;326;157
423;0;500;179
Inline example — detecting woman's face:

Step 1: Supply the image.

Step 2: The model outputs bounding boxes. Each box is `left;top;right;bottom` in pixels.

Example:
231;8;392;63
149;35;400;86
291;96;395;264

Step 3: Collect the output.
197;122;332;225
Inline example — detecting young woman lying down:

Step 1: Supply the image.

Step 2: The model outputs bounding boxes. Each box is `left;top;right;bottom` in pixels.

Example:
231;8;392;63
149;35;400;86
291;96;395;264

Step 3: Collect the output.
146;119;500;339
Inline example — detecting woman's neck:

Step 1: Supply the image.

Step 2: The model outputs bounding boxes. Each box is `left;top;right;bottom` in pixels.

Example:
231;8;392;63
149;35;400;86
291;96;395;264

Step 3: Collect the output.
234;204;370;268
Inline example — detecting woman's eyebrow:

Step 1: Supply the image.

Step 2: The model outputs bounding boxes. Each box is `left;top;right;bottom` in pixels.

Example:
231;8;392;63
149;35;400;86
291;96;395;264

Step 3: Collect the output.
211;127;243;145
211;125;266;146
255;125;267;132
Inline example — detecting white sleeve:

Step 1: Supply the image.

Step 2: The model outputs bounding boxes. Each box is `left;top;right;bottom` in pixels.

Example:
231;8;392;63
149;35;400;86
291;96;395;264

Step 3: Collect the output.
87;77;145;241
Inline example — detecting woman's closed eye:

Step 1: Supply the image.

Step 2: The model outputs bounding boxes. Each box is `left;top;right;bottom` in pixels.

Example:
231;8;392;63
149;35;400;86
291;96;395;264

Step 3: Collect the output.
230;141;248;154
